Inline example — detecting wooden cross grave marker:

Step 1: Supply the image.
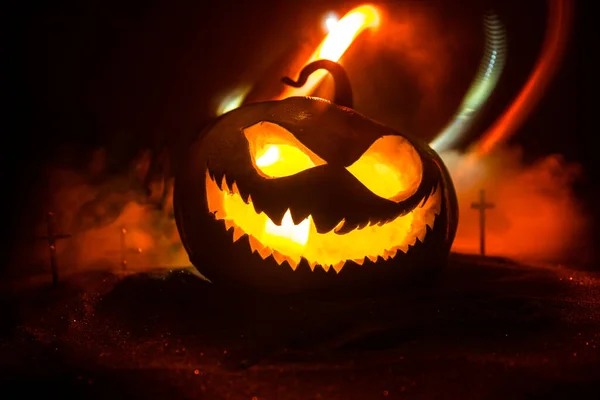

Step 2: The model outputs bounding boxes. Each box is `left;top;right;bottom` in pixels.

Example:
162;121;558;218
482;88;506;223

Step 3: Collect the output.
470;189;495;256
37;211;72;287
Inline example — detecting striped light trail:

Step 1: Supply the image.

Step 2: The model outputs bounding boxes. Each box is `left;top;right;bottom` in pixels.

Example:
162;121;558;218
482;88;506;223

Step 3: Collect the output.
430;12;507;152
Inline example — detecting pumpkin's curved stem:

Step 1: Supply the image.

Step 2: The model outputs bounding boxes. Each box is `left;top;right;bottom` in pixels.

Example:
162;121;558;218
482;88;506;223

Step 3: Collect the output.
281;59;354;108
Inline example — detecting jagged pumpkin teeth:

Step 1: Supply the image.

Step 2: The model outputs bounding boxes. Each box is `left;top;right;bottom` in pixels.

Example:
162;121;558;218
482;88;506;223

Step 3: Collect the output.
231;181;240;195
332;262;345;273
232;227;244;242
220;176;228;191
416;227;427;243
286;257;300;270
174;59;458;291
272;251;286;265
257;245;272;260
384;249;397;259
247;236;262;253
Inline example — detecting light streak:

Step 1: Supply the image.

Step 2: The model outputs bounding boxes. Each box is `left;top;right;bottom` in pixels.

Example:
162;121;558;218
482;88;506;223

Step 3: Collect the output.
429;12;507;152
469;0;573;158
275;4;380;100
216;5;380;115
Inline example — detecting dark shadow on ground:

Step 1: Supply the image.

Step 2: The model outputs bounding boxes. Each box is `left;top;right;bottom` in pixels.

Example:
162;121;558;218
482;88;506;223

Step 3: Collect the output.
1;255;599;399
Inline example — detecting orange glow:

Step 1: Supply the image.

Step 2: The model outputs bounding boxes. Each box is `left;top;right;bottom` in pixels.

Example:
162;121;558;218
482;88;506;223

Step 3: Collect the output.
440;147;590;264
276;5;380;100
217;5;379;115
346;135;423;201
254;144;318;178
244;122;327;178
470;0;572;158
265;209;310;246
245;122;423;203
23;148;191;279
207;121;441;272
205;172;441;273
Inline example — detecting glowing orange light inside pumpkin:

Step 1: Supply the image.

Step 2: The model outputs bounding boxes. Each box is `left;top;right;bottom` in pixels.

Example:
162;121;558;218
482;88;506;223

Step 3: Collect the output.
254;143;313;245
208;172;440;272
346;136;423;201
265;210;311;246
255;145;280;167
245;122;327;179
254;144;320;178
205;122;441;272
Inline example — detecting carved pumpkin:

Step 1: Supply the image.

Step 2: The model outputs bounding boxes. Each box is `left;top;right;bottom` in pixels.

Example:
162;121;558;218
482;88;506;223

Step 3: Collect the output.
174;60;458;293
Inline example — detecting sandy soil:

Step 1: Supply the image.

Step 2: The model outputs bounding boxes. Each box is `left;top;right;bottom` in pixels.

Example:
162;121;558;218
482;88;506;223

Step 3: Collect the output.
1;254;599;400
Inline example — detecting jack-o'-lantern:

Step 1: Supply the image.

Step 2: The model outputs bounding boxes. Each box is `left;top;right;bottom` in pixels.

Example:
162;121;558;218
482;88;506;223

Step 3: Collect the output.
174;60;458;293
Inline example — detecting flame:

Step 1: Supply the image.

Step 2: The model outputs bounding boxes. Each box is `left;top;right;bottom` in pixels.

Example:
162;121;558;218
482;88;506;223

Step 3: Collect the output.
256;145;281;167
265;209;310;246
244;122;328;179
277;5;380;100
254;144;318;178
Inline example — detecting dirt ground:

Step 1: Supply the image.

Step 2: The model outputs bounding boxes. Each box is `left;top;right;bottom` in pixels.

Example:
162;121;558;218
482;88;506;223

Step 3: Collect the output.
1;254;599;400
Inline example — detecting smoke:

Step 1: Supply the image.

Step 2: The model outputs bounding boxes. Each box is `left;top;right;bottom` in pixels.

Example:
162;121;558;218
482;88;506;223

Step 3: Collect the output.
441;146;591;264
25;147;191;279
325;2;483;142
17;140;590;283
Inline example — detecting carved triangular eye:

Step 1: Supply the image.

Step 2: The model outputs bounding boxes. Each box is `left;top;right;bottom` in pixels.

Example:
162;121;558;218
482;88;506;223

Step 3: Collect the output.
244;122;327;179
346;135;422;202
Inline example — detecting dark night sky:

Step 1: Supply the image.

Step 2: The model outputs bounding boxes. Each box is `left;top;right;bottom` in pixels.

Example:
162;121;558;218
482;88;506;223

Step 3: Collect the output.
4;0;592;265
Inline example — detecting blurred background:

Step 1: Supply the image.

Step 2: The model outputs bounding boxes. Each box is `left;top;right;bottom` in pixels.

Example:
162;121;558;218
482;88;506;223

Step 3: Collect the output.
4;0;592;280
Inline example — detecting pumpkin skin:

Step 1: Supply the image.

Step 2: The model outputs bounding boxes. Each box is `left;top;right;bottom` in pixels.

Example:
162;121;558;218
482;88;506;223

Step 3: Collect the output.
174;95;458;293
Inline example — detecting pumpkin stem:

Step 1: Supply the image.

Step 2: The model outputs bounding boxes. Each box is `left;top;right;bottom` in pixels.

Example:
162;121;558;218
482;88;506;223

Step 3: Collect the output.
281;59;354;108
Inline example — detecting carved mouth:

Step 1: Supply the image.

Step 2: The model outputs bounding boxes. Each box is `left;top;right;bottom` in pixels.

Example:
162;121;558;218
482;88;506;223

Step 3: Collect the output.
205;171;441;273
